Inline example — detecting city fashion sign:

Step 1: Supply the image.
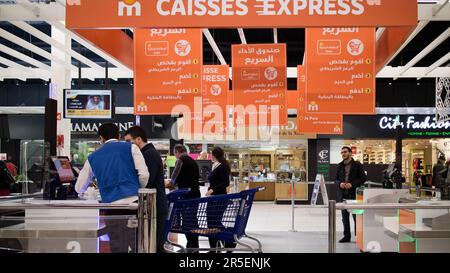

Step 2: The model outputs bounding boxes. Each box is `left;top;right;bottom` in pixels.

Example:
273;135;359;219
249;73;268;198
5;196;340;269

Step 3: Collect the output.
66;0;418;29
319;115;450;139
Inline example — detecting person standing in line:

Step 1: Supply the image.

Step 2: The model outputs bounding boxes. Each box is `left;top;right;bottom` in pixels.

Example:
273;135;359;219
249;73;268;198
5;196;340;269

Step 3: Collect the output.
206;147;236;251
335;146;367;243
75;123;149;253
167;144;201;251
124;126;168;253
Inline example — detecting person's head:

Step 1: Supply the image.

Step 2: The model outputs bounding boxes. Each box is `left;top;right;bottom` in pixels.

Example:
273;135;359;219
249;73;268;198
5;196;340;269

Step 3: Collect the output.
98;123;119;144
438;155;446;164
92;95;101;104
211;146;230;171
341;146;353;161
124;126;148;149
173;144;187;159
198;151;208;160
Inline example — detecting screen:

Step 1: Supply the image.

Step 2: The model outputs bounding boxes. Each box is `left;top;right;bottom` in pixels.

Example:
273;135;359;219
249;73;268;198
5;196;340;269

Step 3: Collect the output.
51;157;75;183
64;89;114;119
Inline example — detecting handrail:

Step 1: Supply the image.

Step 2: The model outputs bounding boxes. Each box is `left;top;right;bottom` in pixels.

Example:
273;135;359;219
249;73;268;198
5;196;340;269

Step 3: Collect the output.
0;193;43;201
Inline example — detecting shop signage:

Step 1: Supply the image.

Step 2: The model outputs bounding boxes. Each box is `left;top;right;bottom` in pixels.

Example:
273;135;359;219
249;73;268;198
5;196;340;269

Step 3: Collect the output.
134;28;203;115
71;120;135;139
305;27;376;115
297;65;343;134
316;139;331;180
202;65;231;135
232;43;288;126
320;114;450;139
66;0;418;29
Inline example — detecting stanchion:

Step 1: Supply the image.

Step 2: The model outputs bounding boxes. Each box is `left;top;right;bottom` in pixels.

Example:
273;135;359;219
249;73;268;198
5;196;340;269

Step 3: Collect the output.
137;188;157;253
289;174;297;232
328;200;336;253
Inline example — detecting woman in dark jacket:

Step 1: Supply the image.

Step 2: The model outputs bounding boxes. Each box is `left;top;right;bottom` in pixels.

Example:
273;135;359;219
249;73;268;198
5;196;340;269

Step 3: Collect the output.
206;147;236;250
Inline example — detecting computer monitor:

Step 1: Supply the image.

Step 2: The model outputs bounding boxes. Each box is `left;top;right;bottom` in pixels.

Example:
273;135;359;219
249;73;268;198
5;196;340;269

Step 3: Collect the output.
50;156;76;183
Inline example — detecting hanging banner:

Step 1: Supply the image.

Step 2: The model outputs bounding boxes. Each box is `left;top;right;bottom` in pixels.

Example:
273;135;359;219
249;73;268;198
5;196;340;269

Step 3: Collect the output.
66;0;418;29
305;27;376;115
134;28;202;115
297;66;343;134
232;43;287;126
202;65;231;135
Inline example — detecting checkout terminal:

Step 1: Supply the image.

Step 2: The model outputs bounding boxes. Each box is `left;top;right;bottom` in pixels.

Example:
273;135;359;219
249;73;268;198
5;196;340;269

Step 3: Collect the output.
43;156;79;200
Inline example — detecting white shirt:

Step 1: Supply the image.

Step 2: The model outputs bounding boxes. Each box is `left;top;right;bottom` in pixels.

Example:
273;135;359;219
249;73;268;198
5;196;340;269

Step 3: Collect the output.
75;139;150;204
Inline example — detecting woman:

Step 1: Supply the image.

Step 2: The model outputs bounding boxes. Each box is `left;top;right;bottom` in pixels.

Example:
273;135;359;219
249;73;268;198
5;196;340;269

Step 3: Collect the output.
206;147;236;250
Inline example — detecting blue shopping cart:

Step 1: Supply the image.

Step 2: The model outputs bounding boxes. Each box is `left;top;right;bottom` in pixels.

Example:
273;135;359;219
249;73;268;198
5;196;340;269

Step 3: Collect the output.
164;187;264;253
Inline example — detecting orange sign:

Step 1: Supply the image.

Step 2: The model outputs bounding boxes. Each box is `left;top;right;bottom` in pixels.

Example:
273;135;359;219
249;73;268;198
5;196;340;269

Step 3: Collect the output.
134;28;202;115
66;0;418;29
202;65;231;135
232;44;287;126
305;27;376;115
297;66;343;135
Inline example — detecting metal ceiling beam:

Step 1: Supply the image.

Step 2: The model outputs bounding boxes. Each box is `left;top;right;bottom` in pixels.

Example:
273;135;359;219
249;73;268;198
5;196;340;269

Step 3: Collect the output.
0;55;47;81
0;27;77;71
394;27;450;80
10;21;104;74
419;2;450;21
48;21;133;74
0;43;50;71
376;27;386;41
237;28;247;44
202;29;227;66
432;0;450;16
417;51;450;79
385;20;430;66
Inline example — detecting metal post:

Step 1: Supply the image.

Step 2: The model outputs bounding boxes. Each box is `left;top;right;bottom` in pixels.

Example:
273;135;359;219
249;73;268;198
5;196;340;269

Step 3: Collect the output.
289;175;297;232
137;189;157;253
328;200;336;253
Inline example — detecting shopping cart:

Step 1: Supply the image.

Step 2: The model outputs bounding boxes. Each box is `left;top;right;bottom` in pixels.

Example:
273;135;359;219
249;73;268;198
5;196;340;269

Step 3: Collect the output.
164;187;264;253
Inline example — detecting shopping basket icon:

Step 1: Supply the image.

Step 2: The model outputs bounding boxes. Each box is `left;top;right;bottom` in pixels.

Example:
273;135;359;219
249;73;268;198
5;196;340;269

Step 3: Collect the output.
164;187;264;253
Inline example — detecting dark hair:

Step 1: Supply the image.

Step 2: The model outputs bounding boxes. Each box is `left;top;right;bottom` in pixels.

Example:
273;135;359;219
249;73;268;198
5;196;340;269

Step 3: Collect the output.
124;126;148;143
342;146;352;153
98;123;119;141
212;147;230;172
173;144;187;154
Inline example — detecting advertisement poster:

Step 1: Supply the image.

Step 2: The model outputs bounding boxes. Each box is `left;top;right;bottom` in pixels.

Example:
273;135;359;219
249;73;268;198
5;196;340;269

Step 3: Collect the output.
305;27;376;115
202;65;231;135
297;66;343;134
64;89;113;119
134;28;203;115
232;43;287;126
67;0;418;29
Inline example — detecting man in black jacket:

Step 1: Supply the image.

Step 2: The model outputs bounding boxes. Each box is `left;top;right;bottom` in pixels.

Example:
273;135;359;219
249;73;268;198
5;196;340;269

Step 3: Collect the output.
124;126;168;253
335;146;367;243
168;144;201;250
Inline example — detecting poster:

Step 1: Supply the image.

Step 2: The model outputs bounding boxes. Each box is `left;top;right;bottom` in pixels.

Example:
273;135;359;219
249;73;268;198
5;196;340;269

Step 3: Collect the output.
297;66;343;134
134;28;202;115
305;27;376;114
232;43;287;126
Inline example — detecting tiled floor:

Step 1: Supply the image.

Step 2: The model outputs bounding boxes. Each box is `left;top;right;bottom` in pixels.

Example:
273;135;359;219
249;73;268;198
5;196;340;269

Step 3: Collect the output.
176;202;360;253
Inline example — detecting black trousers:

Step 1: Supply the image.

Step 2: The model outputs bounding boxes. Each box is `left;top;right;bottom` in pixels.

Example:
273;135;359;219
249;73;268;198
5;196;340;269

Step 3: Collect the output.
156;208;167;253
206;202;236;249
342;209;356;239
103;209;137;253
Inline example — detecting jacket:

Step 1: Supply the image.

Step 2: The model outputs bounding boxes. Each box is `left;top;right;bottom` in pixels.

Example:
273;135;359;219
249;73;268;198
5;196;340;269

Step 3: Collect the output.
141;143;168;216
335;159;366;202
207;163;230;195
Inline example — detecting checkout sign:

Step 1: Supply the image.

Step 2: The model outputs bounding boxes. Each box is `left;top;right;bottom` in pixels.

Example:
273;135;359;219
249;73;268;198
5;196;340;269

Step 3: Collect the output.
66;0;418;28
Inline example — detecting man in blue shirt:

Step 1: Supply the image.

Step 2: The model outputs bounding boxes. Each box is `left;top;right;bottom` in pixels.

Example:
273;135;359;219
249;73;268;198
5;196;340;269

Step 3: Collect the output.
76;123;149;252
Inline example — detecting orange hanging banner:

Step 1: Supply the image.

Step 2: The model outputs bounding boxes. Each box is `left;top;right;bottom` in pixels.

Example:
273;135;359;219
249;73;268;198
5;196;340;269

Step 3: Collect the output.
66;0;418;29
202;65;231;135
134;28;202;115
297;66;343;135
232;43;288;126
305;27;376;115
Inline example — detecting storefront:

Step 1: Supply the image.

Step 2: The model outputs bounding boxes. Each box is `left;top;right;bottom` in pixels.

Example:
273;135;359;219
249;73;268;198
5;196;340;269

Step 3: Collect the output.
315;114;450;188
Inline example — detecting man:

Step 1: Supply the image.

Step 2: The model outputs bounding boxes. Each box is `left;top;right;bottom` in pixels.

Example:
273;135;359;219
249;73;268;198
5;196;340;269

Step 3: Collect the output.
168;144;201;250
86;95;104;110
433;155;447;190
335;146;366;243
75;123;149;253
124;126;168;253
